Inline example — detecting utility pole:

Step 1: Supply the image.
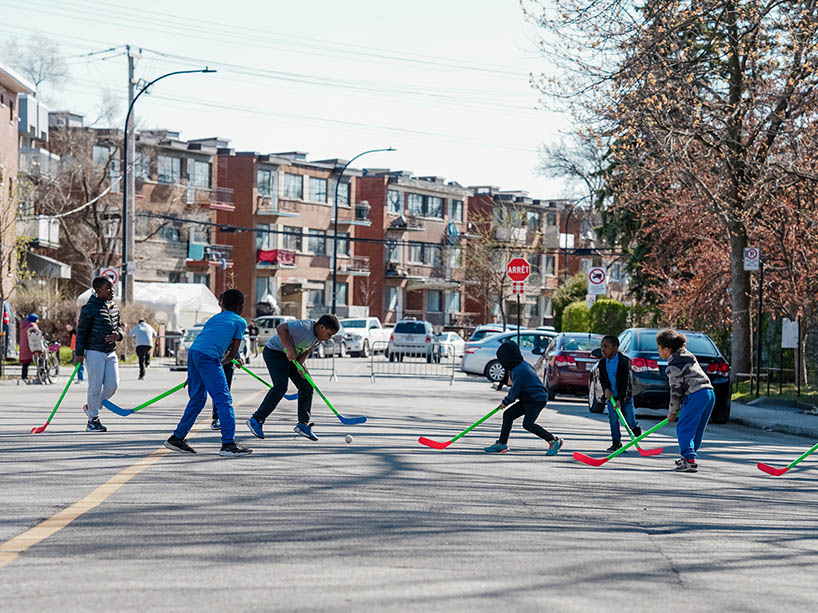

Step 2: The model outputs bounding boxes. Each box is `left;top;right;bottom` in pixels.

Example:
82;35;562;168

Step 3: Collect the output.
122;44;136;303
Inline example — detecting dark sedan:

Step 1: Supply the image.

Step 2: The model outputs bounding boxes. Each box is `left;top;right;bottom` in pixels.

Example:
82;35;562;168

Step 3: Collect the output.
588;328;731;424
544;333;604;400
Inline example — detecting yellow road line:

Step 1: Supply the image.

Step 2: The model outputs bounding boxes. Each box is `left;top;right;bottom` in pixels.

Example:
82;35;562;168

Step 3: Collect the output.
0;390;264;570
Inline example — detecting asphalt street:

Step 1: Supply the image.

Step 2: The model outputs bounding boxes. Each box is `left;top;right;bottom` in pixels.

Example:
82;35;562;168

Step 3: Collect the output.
1;358;817;612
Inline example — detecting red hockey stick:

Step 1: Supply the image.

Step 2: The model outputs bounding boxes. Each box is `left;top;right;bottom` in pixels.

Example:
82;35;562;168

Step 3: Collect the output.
573;418;669;466
418;401;516;450
757;441;818;476
611;399;662;457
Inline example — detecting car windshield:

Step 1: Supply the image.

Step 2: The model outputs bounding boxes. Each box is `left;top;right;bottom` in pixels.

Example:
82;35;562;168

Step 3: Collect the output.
183;328;202;342
395;322;426;334
561;335;602;351
637;332;719;356
342;320;367;328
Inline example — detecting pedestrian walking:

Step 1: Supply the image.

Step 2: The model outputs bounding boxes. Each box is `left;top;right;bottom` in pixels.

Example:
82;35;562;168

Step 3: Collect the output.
247;319;259;356
129;319;156;380
76;277;124;432
19;313;40;383
484;341;564;455
657;329;716;473
245;314;339;441
598;335;641;452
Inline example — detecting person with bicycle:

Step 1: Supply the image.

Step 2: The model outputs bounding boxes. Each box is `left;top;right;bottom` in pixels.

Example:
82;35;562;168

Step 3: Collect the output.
19;313;41;383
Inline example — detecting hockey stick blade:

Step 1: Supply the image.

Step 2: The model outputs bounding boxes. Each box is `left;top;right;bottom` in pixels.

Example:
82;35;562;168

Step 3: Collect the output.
418;436;452;450
102;399;133;416
285;392;299;401
338;414;367;425
31;363;81;434
572;452;609;467
757;462;789;476
638;446;663;457
30;422;50;434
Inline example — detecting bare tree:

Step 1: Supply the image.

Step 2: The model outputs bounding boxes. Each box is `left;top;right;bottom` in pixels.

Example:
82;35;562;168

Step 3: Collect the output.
2;34;68;99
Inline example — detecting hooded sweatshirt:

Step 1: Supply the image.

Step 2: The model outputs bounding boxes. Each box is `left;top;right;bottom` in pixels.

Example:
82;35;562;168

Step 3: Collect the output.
497;341;549;406
665;347;713;416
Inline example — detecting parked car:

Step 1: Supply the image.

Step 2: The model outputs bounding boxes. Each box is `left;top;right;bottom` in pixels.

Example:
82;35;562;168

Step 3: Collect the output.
171;324;205;370
255;315;296;346
437;331;466;358
544;333;604;400
467;323;524;343
339;317;392;357
587;328;731;423
309;326;348;358
388;319;440;362
461;330;558;382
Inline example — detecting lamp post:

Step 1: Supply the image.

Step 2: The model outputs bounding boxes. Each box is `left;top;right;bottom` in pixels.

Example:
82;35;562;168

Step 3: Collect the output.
330;147;395;314
121;67;216;302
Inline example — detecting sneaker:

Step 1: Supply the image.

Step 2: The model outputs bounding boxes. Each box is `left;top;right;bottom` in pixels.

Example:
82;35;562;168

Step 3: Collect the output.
219;442;253;457
675;458;698;472
164;435;197;454
210;418;221;431
484;442;509;453
86;418;107;433
632;425;642;437
546;437;564;456
606;441;623;452
294;422;318;441
246;417;264;439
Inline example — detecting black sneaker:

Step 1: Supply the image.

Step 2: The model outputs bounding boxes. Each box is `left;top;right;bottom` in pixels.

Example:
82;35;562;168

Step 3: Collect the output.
164;435;197;454
210;418;220;431
606;441;622;452
219;442;252;457
86;418;107;432
632;425;642;437
675;458;698;472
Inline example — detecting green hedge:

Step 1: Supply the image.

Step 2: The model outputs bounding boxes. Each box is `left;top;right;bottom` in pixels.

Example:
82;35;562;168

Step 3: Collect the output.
562;302;591;332
589;299;629;336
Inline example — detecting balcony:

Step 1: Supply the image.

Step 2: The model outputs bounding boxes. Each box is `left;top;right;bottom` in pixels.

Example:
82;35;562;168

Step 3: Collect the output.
338;256;370;276
188;186;235;211
257;248;297;269
256;195;299;217
386;215;424;233
19;148;61;178
205;243;233;265
17;216;60;249
337;202;372;227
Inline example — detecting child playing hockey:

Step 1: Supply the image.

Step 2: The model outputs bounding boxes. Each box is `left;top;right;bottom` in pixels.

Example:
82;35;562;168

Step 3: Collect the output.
245;314;339;441
656;329;716;473
598;335;641;451
164;289;251;457
484;341;563;455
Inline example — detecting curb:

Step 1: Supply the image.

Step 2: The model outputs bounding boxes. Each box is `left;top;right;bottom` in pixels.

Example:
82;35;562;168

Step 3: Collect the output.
729;415;818;439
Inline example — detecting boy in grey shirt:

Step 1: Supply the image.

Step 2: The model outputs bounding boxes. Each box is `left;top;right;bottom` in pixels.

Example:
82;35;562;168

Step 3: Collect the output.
246;314;339;441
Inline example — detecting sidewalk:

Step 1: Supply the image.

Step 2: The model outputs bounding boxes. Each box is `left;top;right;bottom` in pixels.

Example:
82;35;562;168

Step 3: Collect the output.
730;400;818;439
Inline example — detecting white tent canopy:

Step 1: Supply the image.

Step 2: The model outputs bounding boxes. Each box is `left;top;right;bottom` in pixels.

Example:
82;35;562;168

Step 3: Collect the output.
76;282;220;331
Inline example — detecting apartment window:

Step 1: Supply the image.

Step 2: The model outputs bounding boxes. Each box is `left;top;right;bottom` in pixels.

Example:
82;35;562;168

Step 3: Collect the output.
525;301;540;318
307;229;327;255
527;211;542;232
157;155;181;184
448;199;463;223
191;160;211;187
408;242;423;264
408;193;424;216
336;180;350;207
161;224;181;242
283;173;303;199
306;288;325;307
328;281;348;306
446;247;462;269
387;286;399;311
256;276;274;302
335;231;350;256
387;189;402;215
92;145;109;167
387;242;401;263
544;254;556;276
544;297;553;318
429;245;442;268
256;223;273;250
309;177;328;203
446;291;461;314
282;226;302;251
134;151;151;179
426;290;443;313
408;193;445;218
257;169;275;197
427;196;444;218
546;212;557;226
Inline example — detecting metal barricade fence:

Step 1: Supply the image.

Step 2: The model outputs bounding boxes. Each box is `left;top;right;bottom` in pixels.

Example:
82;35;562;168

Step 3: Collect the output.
304;338;338;381
369;341;456;384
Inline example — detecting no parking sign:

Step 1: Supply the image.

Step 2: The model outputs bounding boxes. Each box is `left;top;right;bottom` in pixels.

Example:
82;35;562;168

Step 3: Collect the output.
588;267;607;295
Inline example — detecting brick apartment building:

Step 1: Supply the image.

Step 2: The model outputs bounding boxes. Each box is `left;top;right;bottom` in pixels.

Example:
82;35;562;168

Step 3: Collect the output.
215;150;369;319
356;171;471;327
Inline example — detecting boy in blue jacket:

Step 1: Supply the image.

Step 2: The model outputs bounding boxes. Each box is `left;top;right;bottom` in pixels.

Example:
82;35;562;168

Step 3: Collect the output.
484;341;564;455
164;289;251;457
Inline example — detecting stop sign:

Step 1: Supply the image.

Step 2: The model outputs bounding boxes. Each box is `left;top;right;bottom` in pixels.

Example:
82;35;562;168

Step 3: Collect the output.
506;258;530;282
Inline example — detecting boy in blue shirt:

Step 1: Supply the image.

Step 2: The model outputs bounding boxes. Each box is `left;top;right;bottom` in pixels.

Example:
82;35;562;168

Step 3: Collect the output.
598;335;641;452
484;341;564;455
164;289;251;457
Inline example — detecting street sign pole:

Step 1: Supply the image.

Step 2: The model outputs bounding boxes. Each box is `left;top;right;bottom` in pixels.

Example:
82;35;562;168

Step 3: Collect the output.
517;293;521;346
755;259;763;399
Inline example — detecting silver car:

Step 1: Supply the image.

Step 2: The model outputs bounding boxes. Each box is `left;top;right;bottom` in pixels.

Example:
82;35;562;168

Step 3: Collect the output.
387;319;440;362
170;324;205;371
461;330;558;382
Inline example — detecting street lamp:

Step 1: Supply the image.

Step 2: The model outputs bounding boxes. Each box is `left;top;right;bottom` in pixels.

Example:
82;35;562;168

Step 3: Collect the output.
121;67;216;302
330;147;396;314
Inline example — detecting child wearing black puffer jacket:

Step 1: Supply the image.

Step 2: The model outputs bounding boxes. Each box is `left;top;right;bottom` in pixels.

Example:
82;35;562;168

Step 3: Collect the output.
484;341;564;455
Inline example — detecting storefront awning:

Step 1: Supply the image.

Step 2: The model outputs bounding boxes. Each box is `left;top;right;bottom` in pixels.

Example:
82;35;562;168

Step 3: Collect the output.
26;252;71;279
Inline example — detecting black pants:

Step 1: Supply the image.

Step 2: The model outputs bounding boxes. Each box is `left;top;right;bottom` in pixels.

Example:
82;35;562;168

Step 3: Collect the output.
498;401;555;445
136;345;151;378
21;362;30;379
212;361;234;419
252;347;313;424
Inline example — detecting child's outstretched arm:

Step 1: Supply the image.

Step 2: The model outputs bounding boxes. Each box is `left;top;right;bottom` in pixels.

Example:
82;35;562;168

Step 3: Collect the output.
501;371;521;407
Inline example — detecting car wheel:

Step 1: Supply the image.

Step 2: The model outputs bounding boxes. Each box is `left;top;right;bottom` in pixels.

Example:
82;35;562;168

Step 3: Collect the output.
485;360;506;383
589;384;605;413
710;398;731;424
361;340;370;358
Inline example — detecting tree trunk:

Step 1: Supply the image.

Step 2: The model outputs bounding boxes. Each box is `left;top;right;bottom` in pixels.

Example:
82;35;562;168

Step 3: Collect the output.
730;223;752;376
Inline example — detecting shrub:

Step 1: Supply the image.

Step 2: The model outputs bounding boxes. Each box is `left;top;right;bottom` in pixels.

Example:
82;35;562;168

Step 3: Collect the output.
589;299;629;336
562;301;591;332
553;272;588;331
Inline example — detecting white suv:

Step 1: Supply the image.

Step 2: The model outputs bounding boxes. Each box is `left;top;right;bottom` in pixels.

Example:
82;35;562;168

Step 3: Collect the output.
388;319;440;363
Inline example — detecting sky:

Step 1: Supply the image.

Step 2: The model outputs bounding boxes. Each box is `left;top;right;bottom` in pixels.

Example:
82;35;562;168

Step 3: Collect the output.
0;0;572;198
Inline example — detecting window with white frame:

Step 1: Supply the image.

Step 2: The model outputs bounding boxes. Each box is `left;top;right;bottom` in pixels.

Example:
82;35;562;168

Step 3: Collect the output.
544;254;556;276
448;199;463;222
387;286;399;311
327;281;348;306
157;155;181;184
407;193;445;218
309;176;328;203
544;297;553;318
257;169;275;196
191;160;211;187
307;229;327;255
446;291;461;313
408;193;424;216
283;173;303;199
546;212;557;226
427;196;443;218
282;226;302;251
256;276;274;302
408;241;423;264
134;151;151;179
335;231;350;256
527;210;542;232
429;245;442;267
387;189;402;215
426;290;443;313
306;288;325;307
256;224;273;250
336;180;350;207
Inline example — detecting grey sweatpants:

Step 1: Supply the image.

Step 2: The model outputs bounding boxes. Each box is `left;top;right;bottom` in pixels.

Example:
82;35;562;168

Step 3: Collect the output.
85;349;119;418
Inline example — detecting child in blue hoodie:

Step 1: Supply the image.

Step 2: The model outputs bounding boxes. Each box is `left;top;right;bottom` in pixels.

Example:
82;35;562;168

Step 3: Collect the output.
484;341;564;455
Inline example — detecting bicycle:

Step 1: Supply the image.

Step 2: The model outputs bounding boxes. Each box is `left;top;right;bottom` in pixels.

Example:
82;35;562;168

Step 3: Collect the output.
31;339;60;385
